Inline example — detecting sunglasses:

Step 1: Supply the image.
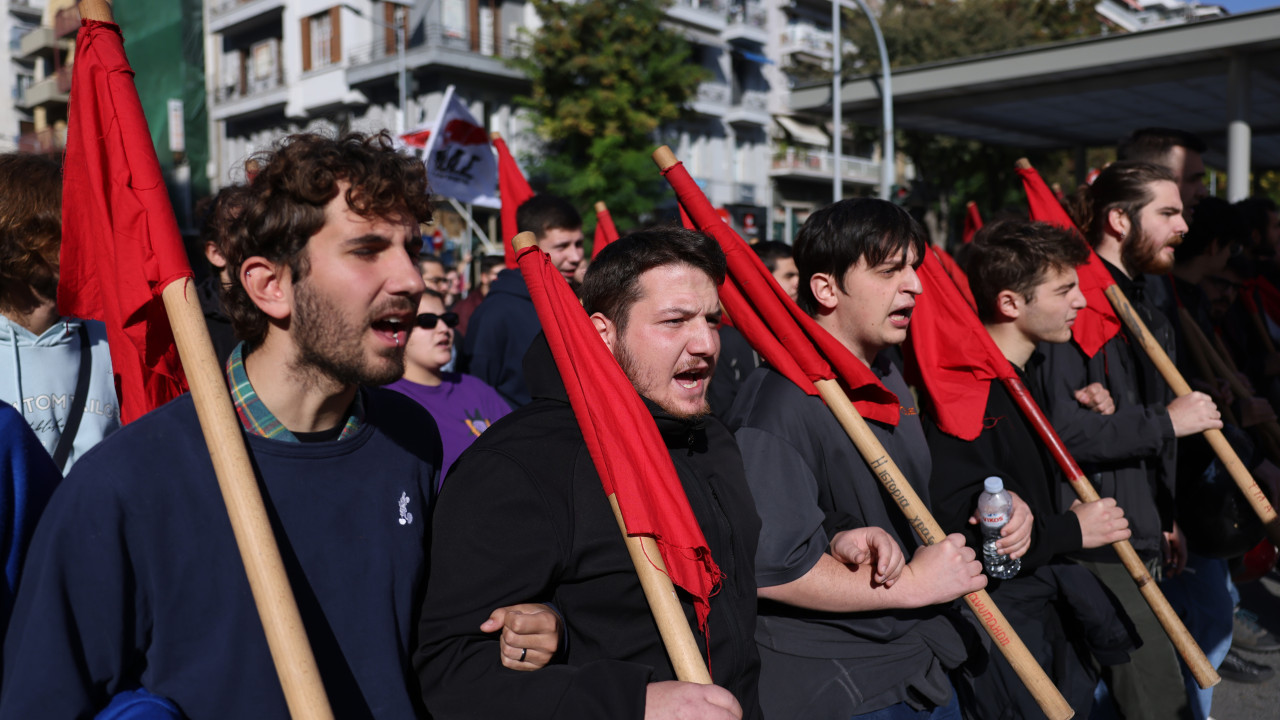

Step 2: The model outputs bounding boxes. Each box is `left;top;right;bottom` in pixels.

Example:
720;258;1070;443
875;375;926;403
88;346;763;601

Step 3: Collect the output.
415;312;459;329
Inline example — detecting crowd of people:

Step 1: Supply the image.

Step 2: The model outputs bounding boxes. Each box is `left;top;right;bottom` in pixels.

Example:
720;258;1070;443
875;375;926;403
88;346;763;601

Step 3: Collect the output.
0;125;1277;720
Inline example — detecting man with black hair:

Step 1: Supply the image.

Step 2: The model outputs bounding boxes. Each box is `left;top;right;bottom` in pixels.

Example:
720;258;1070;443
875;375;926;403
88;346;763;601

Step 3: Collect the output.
1035;161;1223;720
725;198;988;720
925;220;1135;718
464;194;585;406
452;253;505;337
418;227;762;720
1118;128;1210;220
1;133;559;719
751;240;800;301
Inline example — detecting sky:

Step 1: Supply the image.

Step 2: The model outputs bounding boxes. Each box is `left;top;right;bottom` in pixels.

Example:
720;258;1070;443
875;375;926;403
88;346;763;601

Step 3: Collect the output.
1216;0;1280;12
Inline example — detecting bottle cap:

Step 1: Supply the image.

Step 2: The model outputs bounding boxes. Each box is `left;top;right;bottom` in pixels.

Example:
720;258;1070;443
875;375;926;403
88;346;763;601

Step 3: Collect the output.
983;476;1004;494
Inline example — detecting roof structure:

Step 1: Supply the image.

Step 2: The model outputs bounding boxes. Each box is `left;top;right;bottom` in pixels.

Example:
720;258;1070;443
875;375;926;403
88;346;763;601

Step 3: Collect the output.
790;8;1280;176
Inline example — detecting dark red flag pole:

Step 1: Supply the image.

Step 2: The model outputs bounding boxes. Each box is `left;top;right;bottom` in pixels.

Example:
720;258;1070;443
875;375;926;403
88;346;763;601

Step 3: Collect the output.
654;146;1073;720
915;253;1219;688
1017;158;1280;550
511;231;712;684
73;2;333;716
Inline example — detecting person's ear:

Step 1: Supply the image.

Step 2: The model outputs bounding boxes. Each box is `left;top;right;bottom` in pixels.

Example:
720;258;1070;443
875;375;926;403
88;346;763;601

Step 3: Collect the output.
1107;207;1131;242
591;312;617;354
240;257;292;321
810;272;840;311
995;288;1023;321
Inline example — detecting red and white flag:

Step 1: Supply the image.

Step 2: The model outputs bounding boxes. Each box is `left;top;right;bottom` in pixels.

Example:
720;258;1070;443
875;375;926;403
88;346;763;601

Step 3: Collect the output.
420;85;498;205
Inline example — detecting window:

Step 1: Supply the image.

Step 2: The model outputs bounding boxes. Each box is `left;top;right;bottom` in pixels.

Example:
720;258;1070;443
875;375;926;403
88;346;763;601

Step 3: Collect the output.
311;12;333;69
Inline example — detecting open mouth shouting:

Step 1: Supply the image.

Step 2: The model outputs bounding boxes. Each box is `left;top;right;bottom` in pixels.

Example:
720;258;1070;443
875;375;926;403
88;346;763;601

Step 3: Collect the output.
888;305;914;329
371;310;414;348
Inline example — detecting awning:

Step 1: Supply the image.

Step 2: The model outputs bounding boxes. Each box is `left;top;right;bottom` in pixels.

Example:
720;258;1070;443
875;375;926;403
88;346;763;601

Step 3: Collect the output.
735;49;775;65
776;115;829;148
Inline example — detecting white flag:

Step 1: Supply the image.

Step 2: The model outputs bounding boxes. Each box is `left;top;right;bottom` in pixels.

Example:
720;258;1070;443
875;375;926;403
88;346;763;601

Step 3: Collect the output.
419;86;498;204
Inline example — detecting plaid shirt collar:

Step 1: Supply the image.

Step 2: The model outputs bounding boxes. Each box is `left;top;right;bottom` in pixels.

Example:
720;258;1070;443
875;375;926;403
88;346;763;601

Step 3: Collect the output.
226;342;364;442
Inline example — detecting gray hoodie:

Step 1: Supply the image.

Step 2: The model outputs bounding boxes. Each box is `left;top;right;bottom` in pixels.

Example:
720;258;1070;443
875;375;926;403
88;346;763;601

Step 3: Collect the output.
1;315;119;470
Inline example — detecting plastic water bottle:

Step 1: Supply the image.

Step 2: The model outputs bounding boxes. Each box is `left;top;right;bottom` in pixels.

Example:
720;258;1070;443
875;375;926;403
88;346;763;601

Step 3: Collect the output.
977;476;1021;580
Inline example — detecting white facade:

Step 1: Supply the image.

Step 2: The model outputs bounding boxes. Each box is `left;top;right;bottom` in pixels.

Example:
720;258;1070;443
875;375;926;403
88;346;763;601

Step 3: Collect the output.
3;0;49;153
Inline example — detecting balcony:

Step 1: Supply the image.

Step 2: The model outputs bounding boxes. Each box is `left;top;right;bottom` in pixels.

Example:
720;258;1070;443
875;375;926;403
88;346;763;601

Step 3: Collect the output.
16;126;66;155
212;65;287;121
724;3;767;45
18;73;69;109
727;88;770;126
667;0;728;33
208;0;286;34
690;81;731;116
769;147;880;186
18;26;61;60
346;23;527;87
779;24;833;67
8;0;42;21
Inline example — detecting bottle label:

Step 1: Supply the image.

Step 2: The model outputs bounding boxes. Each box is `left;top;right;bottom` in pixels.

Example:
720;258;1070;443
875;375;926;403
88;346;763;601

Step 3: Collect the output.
981;512;1007;527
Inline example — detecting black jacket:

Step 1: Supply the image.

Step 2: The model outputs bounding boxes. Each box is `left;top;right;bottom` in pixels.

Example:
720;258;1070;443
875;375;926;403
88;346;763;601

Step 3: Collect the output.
415;337;762;720
1032;262;1177;560
924;358;1083;574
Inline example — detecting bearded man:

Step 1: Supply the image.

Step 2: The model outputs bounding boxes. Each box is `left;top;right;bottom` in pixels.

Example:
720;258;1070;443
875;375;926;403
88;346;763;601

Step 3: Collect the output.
1;133;559;719
1032;161;1222;720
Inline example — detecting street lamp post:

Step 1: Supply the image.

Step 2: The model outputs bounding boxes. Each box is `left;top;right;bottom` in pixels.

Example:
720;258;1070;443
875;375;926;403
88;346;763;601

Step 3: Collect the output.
344;4;408;134
832;0;894;202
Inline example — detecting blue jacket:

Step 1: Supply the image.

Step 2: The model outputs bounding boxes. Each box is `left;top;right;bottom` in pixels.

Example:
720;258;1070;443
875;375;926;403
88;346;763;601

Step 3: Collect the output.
461;269;540;407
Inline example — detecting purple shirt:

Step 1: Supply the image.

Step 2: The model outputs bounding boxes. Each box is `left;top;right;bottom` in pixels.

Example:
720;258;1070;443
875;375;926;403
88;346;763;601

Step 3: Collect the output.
386;373;511;482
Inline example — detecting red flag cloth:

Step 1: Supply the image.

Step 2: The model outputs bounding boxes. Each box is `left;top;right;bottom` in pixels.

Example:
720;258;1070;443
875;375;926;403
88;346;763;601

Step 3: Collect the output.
58;20;189;424
1244;277;1280;326
1017;165;1120;359
660;160;901;426
592;204;619;259
930;246;976;311
514;244;723;638
679;203;695;231
495;135;534;269
906;251;1016;440
962;201;983;244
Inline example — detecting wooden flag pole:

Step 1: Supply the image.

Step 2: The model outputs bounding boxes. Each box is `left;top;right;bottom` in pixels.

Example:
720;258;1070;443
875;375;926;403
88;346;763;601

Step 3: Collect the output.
77;3;335;717
1001;376;1220;688
511;232;712;684
1104;285;1280;547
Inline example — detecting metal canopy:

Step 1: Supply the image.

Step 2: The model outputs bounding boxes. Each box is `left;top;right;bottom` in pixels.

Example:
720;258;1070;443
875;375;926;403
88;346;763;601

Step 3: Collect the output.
789;8;1280;171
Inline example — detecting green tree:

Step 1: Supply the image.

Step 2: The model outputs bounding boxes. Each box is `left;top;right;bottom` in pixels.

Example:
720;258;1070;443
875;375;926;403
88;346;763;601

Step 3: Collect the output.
844;0;1103;241
510;0;707;228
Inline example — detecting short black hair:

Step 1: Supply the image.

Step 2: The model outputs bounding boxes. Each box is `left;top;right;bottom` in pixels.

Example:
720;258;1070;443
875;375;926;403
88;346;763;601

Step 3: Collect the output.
1117;128;1207;164
1178;197;1248;264
752;240;793;273
581;227;725;334
478;254;505;275
793;198;928;316
516;194;582;239
963;221;1090;324
1235;197;1278;245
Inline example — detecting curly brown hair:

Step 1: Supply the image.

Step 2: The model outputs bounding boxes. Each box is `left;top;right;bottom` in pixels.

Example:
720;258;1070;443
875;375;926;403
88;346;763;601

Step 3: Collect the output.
218;132;432;347
0;153;63;313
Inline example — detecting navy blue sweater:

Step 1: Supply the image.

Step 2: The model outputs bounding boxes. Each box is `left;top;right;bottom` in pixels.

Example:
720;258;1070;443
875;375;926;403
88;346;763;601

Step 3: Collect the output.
0;389;440;720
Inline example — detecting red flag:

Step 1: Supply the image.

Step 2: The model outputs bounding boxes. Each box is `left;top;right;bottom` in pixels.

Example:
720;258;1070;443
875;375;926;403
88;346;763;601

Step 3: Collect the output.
1245;277;1280;327
660;159;901;426
514;243;723;637
58;20;189;424
930;246;976;311
962;201;983;244
592;202;619;259
1017;165;1121;359
679;203;695;231
906;251;1016;440
495;135;534;269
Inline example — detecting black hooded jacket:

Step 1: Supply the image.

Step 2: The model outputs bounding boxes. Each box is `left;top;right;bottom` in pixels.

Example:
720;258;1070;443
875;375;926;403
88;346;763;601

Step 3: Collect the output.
415;336;763;720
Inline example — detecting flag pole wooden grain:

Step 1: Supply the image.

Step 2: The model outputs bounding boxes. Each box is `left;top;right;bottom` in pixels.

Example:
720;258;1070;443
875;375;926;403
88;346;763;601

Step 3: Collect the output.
511;232;712;685
77;3;335;717
652;145;1070;718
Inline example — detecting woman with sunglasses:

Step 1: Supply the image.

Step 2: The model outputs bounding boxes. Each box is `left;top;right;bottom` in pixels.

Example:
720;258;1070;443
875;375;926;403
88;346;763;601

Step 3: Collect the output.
386;289;512;483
